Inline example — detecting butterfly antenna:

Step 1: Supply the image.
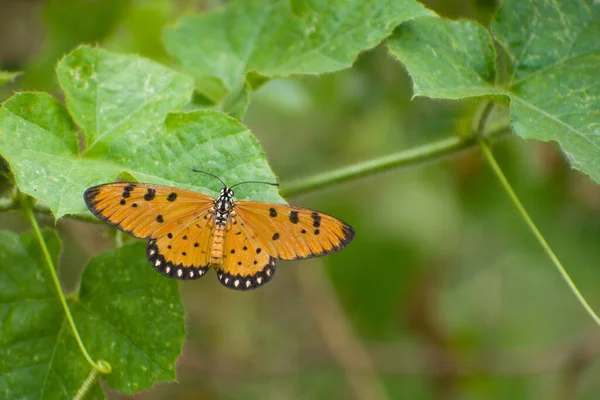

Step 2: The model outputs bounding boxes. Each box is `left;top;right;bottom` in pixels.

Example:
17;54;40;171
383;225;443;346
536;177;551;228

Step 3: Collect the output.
192;169;227;187
230;180;279;189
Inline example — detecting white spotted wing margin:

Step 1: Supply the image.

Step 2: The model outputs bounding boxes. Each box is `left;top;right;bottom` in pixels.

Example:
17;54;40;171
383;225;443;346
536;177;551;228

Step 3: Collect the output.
216;257;276;291
147;240;210;280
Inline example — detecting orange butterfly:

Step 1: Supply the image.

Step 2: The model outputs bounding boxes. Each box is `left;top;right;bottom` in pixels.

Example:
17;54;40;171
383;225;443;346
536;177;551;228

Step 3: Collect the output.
84;171;355;290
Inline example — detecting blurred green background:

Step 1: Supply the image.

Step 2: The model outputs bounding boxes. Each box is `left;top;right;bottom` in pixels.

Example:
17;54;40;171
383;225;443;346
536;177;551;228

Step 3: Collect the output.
2;0;600;399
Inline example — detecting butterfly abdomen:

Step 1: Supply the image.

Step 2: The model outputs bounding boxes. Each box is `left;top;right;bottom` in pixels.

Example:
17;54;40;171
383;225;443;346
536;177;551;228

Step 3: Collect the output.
210;223;226;266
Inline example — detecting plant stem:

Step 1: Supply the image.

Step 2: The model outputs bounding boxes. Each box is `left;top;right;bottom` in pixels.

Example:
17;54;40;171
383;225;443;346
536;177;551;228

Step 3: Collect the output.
21;193;112;374
73;368;100;400
281;126;511;197
476;101;496;135
115;230;124;249
477;138;600;327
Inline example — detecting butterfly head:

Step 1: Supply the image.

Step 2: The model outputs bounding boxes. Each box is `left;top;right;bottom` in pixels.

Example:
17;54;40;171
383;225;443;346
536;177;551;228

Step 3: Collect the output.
215;186;235;214
220;186;234;198
191;169;278;215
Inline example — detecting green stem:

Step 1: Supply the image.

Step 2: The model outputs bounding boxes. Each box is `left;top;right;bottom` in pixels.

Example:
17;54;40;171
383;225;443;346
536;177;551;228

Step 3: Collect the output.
21;194;112;374
115;230;124;249
280;126;511;197
73;368;100;400
477;138;600;327
476;101;496;135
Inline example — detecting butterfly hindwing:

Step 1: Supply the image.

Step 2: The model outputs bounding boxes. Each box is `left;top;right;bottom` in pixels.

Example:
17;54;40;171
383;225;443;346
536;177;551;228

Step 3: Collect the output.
216;214;276;291
234;201;355;261
147;213;216;280
84;182;216;280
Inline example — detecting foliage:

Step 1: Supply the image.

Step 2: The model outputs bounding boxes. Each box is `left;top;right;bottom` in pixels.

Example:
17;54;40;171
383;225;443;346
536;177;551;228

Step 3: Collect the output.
0;232;183;397
1;0;599;398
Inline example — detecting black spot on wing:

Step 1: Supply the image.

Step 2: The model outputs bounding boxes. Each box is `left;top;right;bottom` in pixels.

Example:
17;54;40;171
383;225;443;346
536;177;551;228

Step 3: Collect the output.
167;192;177;202
289;211;299;224
312;212;321;227
144;188;156;201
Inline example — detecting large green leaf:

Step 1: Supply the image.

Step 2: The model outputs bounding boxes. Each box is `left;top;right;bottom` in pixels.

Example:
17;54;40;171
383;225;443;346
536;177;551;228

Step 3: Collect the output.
0;46;283;220
388;0;600;183
73;242;185;392
0;230;103;400
163;0;435;100
0;230;185;396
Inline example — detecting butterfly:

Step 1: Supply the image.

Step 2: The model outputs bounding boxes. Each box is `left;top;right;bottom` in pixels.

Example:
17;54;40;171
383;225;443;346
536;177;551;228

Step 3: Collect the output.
84;170;355;291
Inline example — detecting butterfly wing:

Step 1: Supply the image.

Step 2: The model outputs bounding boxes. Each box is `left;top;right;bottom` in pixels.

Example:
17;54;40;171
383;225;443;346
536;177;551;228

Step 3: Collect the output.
234;201;355;260
215;201;354;291
216;213;276;291
84;182;216;279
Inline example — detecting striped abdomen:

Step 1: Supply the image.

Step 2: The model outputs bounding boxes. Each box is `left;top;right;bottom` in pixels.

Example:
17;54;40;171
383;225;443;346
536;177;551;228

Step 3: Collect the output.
210;223;226;266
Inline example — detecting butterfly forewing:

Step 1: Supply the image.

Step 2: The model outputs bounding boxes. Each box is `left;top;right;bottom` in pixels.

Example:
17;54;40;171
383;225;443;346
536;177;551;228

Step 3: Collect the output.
84;182;216;279
234;201;355;261
84;183;214;238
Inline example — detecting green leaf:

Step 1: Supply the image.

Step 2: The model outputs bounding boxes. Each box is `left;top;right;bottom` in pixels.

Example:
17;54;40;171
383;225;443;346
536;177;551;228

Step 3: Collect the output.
0;230;185;396
0;46;283;220
56;46;192;153
492;0;600;182
73;242;185;392
388;17;501;100
388;0;600;184
0;230;104;400
0;71;23;86
163;0;435;97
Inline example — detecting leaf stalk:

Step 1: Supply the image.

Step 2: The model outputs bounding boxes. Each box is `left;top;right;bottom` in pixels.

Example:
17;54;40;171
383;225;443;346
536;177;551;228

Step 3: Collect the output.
477;137;600;327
